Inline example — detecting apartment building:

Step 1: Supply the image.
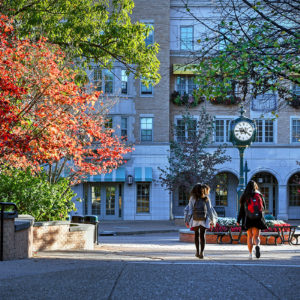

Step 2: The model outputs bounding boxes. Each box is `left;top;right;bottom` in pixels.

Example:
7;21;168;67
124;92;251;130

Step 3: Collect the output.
73;0;300;221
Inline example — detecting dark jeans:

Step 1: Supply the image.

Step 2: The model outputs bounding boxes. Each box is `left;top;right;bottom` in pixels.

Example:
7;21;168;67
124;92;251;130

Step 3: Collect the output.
194;225;206;254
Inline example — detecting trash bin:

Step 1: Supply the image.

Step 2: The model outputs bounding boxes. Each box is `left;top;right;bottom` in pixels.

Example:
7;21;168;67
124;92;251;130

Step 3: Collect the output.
71;215;84;223
84;215;99;245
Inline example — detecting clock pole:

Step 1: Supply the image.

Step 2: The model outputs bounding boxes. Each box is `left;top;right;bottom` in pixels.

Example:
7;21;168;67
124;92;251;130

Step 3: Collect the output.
230;105;256;213
237;146;245;209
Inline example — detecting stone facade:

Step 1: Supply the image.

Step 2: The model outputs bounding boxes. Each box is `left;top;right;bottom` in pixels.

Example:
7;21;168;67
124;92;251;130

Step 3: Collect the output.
73;0;299;221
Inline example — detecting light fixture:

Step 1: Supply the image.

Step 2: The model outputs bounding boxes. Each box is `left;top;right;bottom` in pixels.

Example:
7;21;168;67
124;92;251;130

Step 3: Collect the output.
258;177;263;183
127;175;133;185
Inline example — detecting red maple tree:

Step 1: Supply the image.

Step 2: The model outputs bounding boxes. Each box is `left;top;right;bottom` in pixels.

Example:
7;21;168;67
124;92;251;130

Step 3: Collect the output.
0;15;132;182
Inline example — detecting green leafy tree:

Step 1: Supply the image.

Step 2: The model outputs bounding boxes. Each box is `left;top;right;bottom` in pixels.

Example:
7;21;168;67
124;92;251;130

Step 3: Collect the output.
182;0;300;110
158;109;231;192
0;0;160;84
0;168;78;221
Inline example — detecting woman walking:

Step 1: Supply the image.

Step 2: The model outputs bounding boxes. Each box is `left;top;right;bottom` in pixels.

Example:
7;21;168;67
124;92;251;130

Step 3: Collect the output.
186;183;216;259
237;180;267;259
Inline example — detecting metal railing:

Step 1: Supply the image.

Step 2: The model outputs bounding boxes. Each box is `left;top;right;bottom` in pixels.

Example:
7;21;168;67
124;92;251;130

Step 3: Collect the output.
0;202;18;261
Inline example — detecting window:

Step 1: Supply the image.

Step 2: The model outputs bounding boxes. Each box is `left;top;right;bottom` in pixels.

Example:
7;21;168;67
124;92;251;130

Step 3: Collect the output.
121;117;128;141
288;173;300;206
293;84;300;96
121;70;128;94
92;68;114;94
144;23;154;46
137;183;150;213
105;117;113;129
91;186;101;215
141;80;153;95
104;70;113;94
215;119;231;143
178;186;189;206
254;119;274;143
251;93;277;112
180;26;193;51
141;117;153;142
175;76;197;96
215;173;228;206
93;67;102;91
176;118;197;142
291;119;300;143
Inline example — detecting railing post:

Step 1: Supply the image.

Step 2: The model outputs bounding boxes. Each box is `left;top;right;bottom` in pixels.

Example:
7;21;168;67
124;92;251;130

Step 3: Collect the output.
0;202;18;261
0;203;4;261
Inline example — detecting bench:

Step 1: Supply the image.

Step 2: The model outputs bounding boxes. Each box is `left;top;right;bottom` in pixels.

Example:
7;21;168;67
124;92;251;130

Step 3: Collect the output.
291;230;300;245
260;231;282;245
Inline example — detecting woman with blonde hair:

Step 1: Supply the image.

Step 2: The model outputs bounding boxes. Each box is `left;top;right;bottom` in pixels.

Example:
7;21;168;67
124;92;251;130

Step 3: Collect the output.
186;183;217;259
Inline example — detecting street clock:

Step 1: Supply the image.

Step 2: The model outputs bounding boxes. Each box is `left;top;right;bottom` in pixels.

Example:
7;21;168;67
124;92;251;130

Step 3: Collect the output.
230;106;257;211
230;113;256;146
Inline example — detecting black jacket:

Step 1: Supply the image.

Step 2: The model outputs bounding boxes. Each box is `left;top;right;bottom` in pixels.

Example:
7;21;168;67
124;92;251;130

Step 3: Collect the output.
237;192;267;230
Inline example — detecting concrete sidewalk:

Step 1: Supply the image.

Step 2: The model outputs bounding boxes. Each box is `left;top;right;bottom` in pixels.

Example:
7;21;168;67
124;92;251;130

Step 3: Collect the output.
98;219;300;236
98;219;184;235
1;232;300;300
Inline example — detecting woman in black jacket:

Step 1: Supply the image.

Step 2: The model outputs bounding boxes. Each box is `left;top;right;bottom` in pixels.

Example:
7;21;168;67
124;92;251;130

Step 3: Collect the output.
237;180;267;260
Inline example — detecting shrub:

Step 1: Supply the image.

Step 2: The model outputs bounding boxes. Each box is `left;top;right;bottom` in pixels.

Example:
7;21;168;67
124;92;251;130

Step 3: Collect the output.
0;168;79;221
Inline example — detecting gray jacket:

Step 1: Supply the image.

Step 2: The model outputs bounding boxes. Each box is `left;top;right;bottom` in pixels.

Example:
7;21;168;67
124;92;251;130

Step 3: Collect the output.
187;196;216;229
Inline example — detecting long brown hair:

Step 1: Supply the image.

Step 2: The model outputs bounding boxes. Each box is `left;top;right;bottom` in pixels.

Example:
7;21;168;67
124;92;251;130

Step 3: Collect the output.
190;183;209;200
240;180;259;205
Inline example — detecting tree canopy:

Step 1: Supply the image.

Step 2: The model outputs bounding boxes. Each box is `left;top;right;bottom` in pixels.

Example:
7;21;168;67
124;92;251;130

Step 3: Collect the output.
0;0;160;84
182;0;300;110
0;15;131;182
158;109;231;192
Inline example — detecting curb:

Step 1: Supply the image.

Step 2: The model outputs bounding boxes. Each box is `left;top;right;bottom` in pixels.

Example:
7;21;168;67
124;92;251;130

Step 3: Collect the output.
99;229;180;236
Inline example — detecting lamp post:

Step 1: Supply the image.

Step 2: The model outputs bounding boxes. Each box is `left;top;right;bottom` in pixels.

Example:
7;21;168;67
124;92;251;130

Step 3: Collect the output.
230;106;256;212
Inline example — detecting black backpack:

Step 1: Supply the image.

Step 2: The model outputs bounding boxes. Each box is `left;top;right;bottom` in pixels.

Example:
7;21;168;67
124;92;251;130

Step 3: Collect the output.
193;197;207;221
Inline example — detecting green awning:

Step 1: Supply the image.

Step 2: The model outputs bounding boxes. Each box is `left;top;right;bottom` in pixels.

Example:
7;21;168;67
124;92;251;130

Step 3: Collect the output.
88;167;125;182
134;167;152;182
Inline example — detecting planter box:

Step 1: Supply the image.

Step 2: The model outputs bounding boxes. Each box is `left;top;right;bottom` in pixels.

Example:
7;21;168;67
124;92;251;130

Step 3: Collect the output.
179;229;288;245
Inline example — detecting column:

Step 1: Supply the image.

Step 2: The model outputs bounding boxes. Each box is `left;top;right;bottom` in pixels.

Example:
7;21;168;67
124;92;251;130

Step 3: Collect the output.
277;184;288;220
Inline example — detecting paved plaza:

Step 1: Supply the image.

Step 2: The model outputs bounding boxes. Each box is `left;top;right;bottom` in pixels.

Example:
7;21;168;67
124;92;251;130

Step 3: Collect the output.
1;222;300;300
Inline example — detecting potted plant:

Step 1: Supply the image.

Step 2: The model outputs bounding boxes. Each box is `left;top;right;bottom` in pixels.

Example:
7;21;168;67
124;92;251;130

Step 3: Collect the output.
210;95;241;105
170;91;204;107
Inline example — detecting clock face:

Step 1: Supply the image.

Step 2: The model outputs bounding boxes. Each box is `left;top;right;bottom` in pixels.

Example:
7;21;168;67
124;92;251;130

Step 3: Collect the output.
233;121;254;141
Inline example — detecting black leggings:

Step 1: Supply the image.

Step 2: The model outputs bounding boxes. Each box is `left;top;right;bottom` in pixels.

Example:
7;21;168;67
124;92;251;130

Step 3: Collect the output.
194;225;206;254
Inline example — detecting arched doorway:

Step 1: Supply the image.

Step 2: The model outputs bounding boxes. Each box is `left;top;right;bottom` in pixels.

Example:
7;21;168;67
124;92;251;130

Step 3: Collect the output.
288;172;300;219
251;172;278;216
212;172;239;218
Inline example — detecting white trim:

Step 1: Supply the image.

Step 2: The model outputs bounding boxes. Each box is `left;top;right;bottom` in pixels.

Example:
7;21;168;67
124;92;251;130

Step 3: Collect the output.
180;25;194;51
252;118;277;144
290;116;300;144
135;182;152;215
140;80;154;97
140;116;154;142
213;116;235;144
174;115;199;142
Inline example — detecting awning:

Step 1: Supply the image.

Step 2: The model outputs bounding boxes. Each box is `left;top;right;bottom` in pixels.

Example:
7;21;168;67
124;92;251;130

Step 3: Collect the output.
134;167;152;182
173;64;198;75
88;167;125;182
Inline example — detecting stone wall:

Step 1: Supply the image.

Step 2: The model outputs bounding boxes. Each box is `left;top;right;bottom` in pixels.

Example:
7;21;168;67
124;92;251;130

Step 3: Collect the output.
32;221;95;251
0;218;33;260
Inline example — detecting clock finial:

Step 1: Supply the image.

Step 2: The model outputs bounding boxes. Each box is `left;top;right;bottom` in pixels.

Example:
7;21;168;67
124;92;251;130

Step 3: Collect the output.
239;104;245;117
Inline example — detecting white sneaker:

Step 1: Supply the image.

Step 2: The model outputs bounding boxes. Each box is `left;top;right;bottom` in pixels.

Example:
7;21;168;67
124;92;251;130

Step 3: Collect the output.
249;253;253;260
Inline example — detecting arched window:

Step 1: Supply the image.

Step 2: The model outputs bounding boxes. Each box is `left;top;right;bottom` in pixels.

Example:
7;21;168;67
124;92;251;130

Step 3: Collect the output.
178;185;189;206
215;173;228;206
288;173;300;206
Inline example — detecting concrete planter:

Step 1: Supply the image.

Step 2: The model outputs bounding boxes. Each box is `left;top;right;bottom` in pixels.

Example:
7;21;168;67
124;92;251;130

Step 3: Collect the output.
179;229;289;245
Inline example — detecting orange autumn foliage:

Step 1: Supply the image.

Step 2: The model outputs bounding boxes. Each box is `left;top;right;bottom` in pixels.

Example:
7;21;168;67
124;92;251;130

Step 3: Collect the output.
0;15;132;182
